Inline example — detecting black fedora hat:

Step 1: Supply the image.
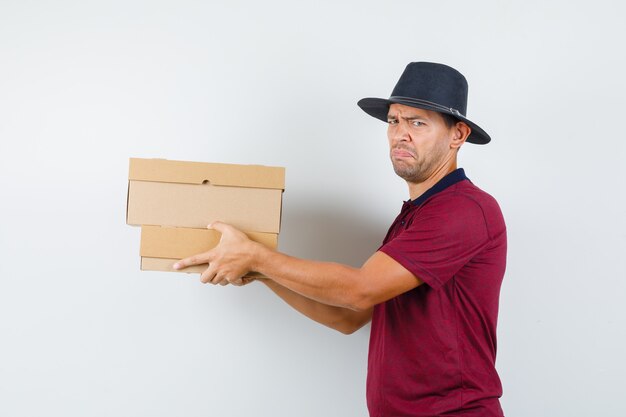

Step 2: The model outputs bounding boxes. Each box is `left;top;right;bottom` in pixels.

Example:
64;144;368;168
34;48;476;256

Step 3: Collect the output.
357;62;491;144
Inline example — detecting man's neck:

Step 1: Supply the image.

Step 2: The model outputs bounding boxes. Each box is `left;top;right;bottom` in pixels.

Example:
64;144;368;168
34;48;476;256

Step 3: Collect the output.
407;161;458;201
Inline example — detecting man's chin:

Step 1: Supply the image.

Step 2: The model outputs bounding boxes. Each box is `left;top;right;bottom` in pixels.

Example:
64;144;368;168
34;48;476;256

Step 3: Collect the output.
393;167;421;183
393;161;431;181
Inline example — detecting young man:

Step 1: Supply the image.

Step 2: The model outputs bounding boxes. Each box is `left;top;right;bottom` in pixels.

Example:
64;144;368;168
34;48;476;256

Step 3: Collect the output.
175;62;507;417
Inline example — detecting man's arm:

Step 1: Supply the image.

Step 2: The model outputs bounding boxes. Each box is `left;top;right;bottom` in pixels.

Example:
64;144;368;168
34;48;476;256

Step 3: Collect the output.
250;248;421;311
174;222;423;317
259;278;373;334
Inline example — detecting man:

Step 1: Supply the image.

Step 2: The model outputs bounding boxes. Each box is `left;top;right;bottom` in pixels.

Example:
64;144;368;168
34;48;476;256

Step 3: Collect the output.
174;62;507;417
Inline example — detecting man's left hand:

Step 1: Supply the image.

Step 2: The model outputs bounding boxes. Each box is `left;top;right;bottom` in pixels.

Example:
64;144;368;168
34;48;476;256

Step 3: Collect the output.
173;221;260;286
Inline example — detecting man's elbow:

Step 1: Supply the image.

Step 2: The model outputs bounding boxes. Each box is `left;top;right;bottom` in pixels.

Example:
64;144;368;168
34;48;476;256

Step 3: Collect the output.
336;324;360;335
345;289;377;312
341;271;380;312
333;317;369;335
328;305;373;335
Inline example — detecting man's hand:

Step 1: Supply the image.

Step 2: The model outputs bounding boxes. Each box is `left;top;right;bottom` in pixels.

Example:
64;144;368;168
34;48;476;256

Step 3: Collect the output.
173;221;262;286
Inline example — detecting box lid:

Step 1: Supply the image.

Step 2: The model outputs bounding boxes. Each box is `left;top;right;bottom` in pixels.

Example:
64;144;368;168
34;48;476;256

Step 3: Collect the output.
129;158;285;190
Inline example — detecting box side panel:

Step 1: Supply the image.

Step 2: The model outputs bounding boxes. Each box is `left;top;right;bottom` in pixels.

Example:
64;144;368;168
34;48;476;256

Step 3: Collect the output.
127;181;283;233
126;180;131;225
140;226;221;259
141;257;207;273
141;257;264;278
140;226;277;259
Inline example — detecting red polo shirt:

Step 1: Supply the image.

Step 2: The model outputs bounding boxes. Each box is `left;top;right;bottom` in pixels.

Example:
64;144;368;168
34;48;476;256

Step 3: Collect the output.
367;169;507;417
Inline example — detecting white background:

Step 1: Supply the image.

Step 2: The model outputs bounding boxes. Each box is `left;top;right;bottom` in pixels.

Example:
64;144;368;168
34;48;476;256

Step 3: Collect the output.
1;1;625;416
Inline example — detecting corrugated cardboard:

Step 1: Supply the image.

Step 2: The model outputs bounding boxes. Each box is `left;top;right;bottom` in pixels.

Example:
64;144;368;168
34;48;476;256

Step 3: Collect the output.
139;225;276;276
127;158;285;233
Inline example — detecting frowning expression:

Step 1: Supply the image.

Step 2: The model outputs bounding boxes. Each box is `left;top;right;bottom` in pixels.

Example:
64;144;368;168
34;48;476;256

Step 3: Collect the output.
387;103;457;184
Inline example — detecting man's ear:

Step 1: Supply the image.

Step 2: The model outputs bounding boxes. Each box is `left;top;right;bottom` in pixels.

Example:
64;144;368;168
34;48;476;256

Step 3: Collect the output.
451;122;471;149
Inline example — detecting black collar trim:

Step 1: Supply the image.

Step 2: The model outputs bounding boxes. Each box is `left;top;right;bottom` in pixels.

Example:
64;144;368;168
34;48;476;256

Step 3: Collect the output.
410;168;469;206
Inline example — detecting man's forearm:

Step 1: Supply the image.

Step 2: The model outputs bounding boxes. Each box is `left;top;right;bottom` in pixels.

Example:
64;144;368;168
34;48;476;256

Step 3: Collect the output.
252;245;371;311
259;279;372;334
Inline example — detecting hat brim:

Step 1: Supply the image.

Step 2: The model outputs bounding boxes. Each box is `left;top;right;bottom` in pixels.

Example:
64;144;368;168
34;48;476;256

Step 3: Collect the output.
357;97;491;145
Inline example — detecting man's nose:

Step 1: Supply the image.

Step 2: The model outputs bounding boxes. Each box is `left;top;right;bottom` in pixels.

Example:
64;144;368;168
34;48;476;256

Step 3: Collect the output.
391;120;411;143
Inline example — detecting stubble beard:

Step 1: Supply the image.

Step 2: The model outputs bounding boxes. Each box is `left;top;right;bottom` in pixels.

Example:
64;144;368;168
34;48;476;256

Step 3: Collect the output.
392;157;431;184
391;145;448;184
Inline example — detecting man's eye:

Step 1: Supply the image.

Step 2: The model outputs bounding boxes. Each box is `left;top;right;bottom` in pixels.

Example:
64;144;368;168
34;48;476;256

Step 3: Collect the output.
412;120;424;127
388;119;398;125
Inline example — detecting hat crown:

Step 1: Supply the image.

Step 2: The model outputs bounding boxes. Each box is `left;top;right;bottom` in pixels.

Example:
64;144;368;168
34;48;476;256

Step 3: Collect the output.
390;62;468;116
356;61;490;144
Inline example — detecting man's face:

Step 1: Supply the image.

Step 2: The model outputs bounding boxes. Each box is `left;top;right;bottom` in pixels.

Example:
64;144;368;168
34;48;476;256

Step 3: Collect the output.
387;104;456;184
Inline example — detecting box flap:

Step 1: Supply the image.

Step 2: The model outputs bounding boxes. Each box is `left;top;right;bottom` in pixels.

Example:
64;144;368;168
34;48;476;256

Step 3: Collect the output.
129;158;285;190
140;225;278;259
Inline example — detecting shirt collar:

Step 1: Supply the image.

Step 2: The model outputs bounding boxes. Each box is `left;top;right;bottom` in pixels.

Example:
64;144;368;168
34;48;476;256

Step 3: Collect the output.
410;168;469;206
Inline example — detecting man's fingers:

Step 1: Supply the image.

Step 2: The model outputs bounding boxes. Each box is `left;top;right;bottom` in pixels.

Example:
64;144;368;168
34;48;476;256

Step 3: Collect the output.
200;264;218;284
231;277;245;286
210;272;227;286
239;276;256;286
174;252;212;270
207;221;227;233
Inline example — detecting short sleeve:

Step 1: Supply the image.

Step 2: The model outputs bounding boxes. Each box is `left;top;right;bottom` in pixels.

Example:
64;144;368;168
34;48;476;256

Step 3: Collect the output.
379;195;490;290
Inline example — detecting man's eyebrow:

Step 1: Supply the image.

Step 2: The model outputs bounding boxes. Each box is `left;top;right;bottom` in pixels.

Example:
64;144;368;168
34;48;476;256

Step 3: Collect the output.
387;114;428;121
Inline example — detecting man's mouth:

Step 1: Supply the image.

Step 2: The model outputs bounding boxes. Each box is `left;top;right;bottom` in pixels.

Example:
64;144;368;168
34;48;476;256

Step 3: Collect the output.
391;148;415;159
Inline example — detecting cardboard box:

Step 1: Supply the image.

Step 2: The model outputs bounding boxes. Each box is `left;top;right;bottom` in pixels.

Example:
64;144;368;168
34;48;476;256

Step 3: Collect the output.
126;158;285;233
140;225;277;276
